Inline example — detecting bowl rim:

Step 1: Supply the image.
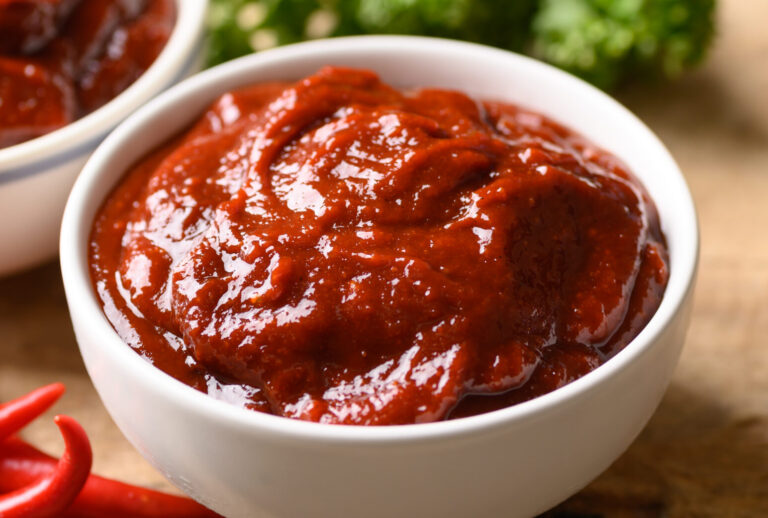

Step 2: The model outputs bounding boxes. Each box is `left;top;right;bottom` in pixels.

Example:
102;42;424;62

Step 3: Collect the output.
0;0;209;179
60;35;699;445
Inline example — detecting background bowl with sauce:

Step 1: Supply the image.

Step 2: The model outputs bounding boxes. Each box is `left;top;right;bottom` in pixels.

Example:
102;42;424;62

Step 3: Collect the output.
0;0;209;276
60;36;699;518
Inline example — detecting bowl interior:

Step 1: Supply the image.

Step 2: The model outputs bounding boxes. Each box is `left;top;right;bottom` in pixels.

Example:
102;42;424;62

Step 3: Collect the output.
61;36;698;441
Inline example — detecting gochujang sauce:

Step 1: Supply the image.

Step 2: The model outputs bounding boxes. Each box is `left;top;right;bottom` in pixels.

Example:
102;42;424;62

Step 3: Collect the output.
90;67;669;425
0;0;175;148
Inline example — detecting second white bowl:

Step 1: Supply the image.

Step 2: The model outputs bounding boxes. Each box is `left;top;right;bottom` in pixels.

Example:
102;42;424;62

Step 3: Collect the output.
0;0;208;276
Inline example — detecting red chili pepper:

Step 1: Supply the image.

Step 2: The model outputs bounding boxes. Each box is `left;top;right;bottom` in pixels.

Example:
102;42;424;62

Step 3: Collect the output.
0;438;61;492
0;437;222;518
0;383;65;442
0;415;92;518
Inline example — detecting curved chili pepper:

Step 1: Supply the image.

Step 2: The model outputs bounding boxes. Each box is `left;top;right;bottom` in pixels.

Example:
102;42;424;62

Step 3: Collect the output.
0;437;222;518
0;383;65;442
0;415;92;518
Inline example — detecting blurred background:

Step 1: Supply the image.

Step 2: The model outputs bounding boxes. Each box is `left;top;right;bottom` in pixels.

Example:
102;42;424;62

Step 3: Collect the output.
205;0;717;92
2;0;766;516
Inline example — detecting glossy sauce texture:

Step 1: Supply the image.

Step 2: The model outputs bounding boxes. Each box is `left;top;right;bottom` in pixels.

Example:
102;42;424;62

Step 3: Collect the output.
90;67;669;425
0;0;175;148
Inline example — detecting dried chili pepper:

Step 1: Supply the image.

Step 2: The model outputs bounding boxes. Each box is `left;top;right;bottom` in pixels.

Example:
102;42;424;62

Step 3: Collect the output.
0;383;65;441
0;415;92;517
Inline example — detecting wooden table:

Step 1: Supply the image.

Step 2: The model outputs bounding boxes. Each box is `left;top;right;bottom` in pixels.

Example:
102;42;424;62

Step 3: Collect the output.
2;1;766;515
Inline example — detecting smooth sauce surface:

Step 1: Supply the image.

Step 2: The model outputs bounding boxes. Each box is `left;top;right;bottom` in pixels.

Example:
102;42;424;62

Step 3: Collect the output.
0;0;175;148
90;67;669;425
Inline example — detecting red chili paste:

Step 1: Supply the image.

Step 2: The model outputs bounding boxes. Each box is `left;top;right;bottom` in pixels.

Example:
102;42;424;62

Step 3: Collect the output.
0;0;175;149
90;67;669;425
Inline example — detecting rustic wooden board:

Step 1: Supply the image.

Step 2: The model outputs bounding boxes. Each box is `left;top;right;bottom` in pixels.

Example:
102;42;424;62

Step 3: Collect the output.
1;0;766;515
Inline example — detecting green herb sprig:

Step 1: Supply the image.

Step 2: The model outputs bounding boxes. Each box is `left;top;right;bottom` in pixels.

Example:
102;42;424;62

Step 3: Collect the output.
206;0;716;90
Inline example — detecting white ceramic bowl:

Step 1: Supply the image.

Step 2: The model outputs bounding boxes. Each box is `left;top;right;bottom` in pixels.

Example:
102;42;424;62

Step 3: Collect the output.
60;36;699;518
0;0;208;276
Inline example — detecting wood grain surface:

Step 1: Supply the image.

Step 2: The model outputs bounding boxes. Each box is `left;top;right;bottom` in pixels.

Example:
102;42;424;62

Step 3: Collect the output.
1;0;766;516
